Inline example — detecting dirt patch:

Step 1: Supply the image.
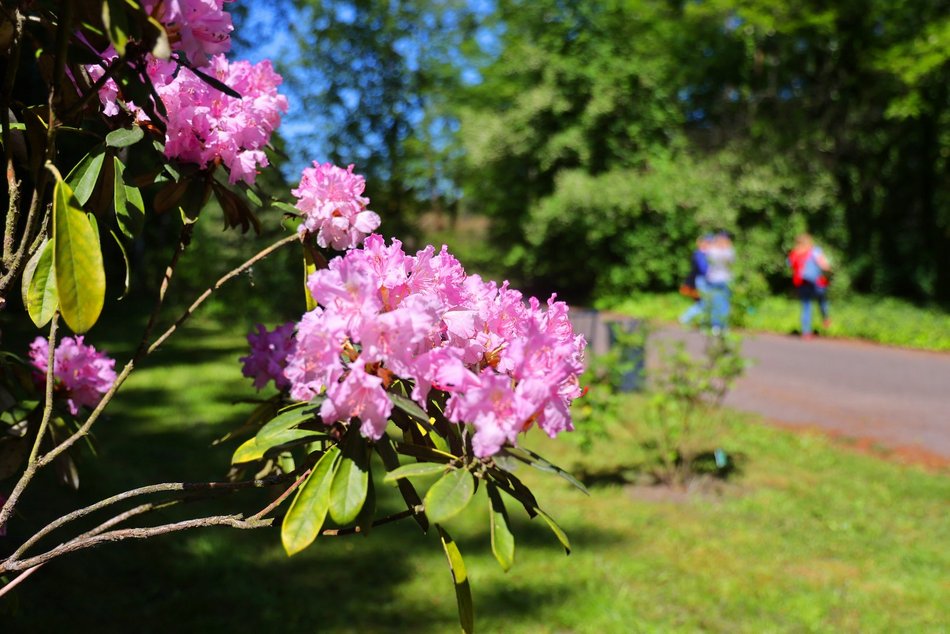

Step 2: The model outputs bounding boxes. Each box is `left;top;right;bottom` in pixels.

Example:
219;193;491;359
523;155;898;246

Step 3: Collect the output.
625;476;743;504
765;419;950;472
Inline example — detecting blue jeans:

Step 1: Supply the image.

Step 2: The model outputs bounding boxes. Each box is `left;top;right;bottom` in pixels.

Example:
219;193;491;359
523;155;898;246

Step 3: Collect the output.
706;281;730;330
799;282;829;335
679;278;709;325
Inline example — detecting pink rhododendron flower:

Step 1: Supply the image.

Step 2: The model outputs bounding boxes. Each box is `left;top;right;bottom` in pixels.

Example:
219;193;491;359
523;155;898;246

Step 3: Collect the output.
144;0;234;67
240;322;296;391
281;234;586;452
154;55;288;185
29;336;117;416
86;51;286;186
292;163;381;250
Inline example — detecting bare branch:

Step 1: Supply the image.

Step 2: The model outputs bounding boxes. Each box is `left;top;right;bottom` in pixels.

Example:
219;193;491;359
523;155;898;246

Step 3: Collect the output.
147;232;299;355
4;514;274;572
7;476;289;562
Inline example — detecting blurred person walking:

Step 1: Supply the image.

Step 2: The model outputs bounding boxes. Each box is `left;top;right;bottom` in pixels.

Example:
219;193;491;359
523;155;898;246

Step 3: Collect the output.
705;232;735;334
788;233;831;338
679;234;711;325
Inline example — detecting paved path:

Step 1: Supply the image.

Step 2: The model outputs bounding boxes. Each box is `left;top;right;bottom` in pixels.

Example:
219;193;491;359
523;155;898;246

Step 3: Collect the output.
652;327;950;460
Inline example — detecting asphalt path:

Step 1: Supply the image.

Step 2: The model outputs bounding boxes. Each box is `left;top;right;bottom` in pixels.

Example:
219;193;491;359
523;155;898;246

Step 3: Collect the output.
651;327;950;460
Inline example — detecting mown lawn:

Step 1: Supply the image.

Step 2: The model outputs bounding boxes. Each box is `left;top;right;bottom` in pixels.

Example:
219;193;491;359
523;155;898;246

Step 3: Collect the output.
602;292;950;352
3;320;948;633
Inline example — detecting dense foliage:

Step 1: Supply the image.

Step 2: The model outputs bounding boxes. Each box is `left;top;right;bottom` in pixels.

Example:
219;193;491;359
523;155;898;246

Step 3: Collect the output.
269;0;949;304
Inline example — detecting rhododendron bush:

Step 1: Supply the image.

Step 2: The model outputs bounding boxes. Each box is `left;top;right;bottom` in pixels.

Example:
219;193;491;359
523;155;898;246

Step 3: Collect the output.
0;2;587;629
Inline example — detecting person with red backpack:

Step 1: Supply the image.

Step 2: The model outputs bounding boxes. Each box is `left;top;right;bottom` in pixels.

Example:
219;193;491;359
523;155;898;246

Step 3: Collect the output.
788;233;831;338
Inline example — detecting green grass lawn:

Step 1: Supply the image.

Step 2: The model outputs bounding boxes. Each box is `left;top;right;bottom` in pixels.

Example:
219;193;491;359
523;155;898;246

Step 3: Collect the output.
3;321;948;633
601;292;950;352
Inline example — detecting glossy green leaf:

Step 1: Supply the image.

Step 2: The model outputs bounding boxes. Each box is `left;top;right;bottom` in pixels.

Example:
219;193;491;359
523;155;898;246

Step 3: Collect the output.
383;461;446;483
487;484;515;572
388;392;430;422
329;437;370;525
425;468;475;524
231;429;322;464
53;179;105;333
437;525;474;634
500;446;589;495
22;240;59;328
302;250;317;311
273;200;300;216
102;0;130;55
536;507;571;555
255;403;320;444
281;445;340;556
66;150;105;206
105;125;144;148
146;15;171;59
113;157;145;238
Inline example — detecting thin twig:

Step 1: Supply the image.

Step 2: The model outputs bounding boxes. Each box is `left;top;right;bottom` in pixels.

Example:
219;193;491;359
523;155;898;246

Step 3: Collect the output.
135;222;195;359
319;505;425;536
7;476;288;563
0;314;59;528
0;564;43;600
0;3;72;298
59;56;124;121
1;9;25;265
147;232;299;355
4;514;274;572
249;468;312;521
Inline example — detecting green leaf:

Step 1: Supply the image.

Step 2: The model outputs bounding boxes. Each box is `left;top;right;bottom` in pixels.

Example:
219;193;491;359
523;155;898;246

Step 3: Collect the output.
146;15;171;59
113;157;145;238
487;484;515;572
500;446;589;495
329;434;370;525
303;250;317;311
437;525;475;634
53;179;105;333
109;230;131;299
536;507;571;555
281;445;340;556
66;150;105;206
272;200;300;216
425;468;475;524
105;126;144;148
255;403;320;444
22;240;59;328
383;461;446;483
231;429;322;464
388;392;430;422
102;0;130;56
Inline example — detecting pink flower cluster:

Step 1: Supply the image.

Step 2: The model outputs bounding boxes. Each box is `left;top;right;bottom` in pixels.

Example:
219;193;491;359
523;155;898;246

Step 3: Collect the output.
240;322;296;391
293;163;381;249
85;0;287;185
269;235;586;457
29;336;117;416
144;0;233;66
152;55;288;185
